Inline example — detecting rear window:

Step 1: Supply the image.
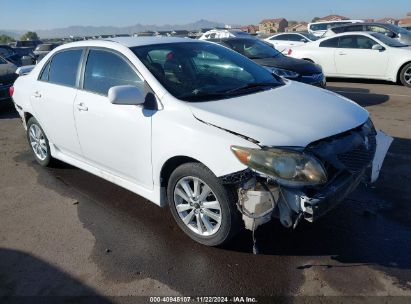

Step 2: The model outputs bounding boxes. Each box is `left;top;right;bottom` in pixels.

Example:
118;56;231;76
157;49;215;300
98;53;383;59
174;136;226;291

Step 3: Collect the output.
47;49;83;87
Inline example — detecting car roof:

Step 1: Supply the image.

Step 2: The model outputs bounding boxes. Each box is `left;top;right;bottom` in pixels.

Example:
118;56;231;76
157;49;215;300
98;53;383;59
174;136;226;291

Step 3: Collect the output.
107;36;199;47
317;31;375;41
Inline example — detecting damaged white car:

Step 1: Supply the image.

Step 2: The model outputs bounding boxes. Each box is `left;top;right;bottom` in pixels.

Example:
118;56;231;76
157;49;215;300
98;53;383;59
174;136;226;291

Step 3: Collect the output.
11;37;392;247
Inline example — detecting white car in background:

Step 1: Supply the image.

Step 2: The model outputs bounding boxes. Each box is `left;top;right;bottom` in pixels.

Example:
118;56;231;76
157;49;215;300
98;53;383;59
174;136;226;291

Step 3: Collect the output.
308;20;364;37
11;37;392;247
264;32;318;54
288;32;411;87
199;29;252;40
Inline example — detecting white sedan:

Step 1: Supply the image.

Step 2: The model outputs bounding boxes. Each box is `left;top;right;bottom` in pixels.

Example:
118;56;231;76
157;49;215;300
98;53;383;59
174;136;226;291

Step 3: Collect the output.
264;32;318;54
288;32;411;87
11;37;391;247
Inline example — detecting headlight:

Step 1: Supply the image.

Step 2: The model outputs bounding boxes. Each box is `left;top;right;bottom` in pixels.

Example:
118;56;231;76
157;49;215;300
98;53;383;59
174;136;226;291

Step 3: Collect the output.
264;66;300;79
231;146;327;187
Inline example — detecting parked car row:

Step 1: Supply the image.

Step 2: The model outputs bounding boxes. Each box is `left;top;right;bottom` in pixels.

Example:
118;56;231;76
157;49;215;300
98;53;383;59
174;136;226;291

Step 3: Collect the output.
11;37;392;246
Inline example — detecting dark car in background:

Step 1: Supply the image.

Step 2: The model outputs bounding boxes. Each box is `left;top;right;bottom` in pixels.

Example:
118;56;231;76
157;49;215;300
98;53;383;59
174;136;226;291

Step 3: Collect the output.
211;38;326;87
10;40;43;50
34;43;60;62
0;45;22;66
327;23;411;45
0;55;18;102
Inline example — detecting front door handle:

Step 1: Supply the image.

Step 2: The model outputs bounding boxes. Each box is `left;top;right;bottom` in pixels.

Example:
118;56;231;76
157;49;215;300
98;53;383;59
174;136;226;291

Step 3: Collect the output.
76;103;88;111
338;52;347;56
33;91;42;98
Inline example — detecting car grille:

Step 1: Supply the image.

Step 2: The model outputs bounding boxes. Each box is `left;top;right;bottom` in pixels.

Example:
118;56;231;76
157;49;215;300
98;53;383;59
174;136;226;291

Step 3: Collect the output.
337;133;376;173
307;120;377;175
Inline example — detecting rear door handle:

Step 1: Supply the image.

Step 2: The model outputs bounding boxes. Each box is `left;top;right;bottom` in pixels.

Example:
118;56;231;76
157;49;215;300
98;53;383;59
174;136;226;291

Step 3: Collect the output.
338;52;347;56
76;103;88;111
33;91;42;98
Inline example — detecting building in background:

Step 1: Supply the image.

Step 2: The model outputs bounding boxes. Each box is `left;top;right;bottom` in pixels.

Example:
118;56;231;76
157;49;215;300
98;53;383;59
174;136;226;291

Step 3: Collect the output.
241;25;259;34
318;15;349;22
376;17;399;25
285;22;308;32
399;12;411;29
259;18;288;34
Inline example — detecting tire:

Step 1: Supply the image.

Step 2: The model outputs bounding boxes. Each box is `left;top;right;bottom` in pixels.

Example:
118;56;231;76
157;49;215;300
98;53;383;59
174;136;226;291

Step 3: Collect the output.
26;117;53;167
167;163;242;246
399;63;411;88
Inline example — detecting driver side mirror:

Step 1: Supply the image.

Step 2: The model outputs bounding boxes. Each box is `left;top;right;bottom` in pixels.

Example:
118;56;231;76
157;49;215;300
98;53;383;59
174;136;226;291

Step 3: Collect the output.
108;85;145;106
372;44;384;51
300;38;308;43
385;32;395;38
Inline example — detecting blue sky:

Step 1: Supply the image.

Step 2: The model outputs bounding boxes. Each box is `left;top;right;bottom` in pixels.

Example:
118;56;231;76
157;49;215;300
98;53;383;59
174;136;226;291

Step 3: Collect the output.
1;0;410;30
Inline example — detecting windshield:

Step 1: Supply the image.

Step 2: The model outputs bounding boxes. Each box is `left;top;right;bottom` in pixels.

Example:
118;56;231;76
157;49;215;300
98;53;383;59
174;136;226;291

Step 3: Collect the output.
224;39;282;59
131;42;283;102
300;32;319;41
35;44;53;51
371;32;409;47
384;23;411;35
0;46;15;57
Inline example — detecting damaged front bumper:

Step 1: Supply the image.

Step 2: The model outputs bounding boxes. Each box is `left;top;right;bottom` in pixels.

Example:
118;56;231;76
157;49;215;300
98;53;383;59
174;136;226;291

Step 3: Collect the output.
229;126;393;231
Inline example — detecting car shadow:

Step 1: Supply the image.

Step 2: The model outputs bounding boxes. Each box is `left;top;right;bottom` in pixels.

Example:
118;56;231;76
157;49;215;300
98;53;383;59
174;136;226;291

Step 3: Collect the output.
0;248;113;302
326;85;390;107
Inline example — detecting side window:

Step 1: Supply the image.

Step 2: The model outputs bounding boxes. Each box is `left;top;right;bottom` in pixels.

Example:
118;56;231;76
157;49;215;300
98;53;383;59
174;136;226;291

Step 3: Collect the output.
344;25;364;32
288;35;303;42
83;49;143;96
332;27;345;34
356;36;377;49
0;57;6;64
48;49;83;87
339;35;357;48
271;35;286;41
366;25;389;33
39;60;51;81
319;37;339;48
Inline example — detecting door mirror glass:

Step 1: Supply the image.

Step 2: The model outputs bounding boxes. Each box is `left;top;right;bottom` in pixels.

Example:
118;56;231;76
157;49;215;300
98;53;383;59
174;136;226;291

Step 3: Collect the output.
385;32;395;38
372;44;384;51
108;85;145;105
300;38;308;43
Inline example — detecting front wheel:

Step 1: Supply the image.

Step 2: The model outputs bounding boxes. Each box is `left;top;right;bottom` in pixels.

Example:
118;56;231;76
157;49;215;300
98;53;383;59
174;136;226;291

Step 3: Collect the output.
167;163;242;246
26;117;53;167
399;63;411;88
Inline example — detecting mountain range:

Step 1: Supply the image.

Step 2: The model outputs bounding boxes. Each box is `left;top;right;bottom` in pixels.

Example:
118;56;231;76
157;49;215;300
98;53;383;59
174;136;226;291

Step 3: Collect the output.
1;19;234;39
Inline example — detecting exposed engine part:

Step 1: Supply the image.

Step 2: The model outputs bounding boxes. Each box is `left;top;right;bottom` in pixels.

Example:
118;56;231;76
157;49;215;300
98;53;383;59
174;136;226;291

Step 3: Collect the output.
237;180;277;231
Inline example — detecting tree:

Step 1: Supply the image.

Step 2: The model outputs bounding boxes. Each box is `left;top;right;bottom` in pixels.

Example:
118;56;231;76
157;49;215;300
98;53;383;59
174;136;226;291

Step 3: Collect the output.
20;31;39;41
0;35;14;44
288;20;298;26
312;17;321;23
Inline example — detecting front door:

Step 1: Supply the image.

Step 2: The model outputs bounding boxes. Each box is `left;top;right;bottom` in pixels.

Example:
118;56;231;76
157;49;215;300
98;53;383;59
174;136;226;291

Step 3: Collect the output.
73;49;153;189
335;35;389;77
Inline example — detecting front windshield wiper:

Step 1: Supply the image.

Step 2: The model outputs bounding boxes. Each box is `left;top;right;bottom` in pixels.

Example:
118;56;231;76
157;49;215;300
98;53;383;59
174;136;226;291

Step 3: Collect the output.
224;82;279;95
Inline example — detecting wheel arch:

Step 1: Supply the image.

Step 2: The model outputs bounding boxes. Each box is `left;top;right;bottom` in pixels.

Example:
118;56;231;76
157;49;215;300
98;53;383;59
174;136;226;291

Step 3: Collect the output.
396;61;411;83
160;155;202;190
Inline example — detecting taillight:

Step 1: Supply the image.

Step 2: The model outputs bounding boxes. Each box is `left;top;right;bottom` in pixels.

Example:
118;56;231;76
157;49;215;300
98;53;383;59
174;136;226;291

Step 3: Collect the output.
9;86;14;97
288;49;293;56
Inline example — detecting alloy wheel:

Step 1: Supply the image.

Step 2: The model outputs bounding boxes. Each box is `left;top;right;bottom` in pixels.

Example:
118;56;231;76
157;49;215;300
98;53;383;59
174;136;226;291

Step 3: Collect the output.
173;176;222;237
28;124;48;161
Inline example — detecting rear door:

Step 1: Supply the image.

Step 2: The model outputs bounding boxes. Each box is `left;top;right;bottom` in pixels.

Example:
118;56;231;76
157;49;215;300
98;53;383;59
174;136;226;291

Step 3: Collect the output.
73;48;153;189
317;37;340;75
334;35;389;77
30;49;83;157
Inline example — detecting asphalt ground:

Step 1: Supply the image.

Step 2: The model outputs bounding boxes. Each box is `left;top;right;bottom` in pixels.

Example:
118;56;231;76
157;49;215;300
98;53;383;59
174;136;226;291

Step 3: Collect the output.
0;79;410;303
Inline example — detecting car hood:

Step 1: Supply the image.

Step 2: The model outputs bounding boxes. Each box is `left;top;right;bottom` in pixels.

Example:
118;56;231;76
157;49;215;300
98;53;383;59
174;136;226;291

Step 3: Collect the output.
253;56;322;75
188;81;369;147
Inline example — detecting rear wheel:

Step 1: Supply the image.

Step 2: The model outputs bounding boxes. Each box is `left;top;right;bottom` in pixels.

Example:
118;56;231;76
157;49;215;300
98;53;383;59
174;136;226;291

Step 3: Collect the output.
167;163;242;246
399;63;411;88
26;117;53;167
